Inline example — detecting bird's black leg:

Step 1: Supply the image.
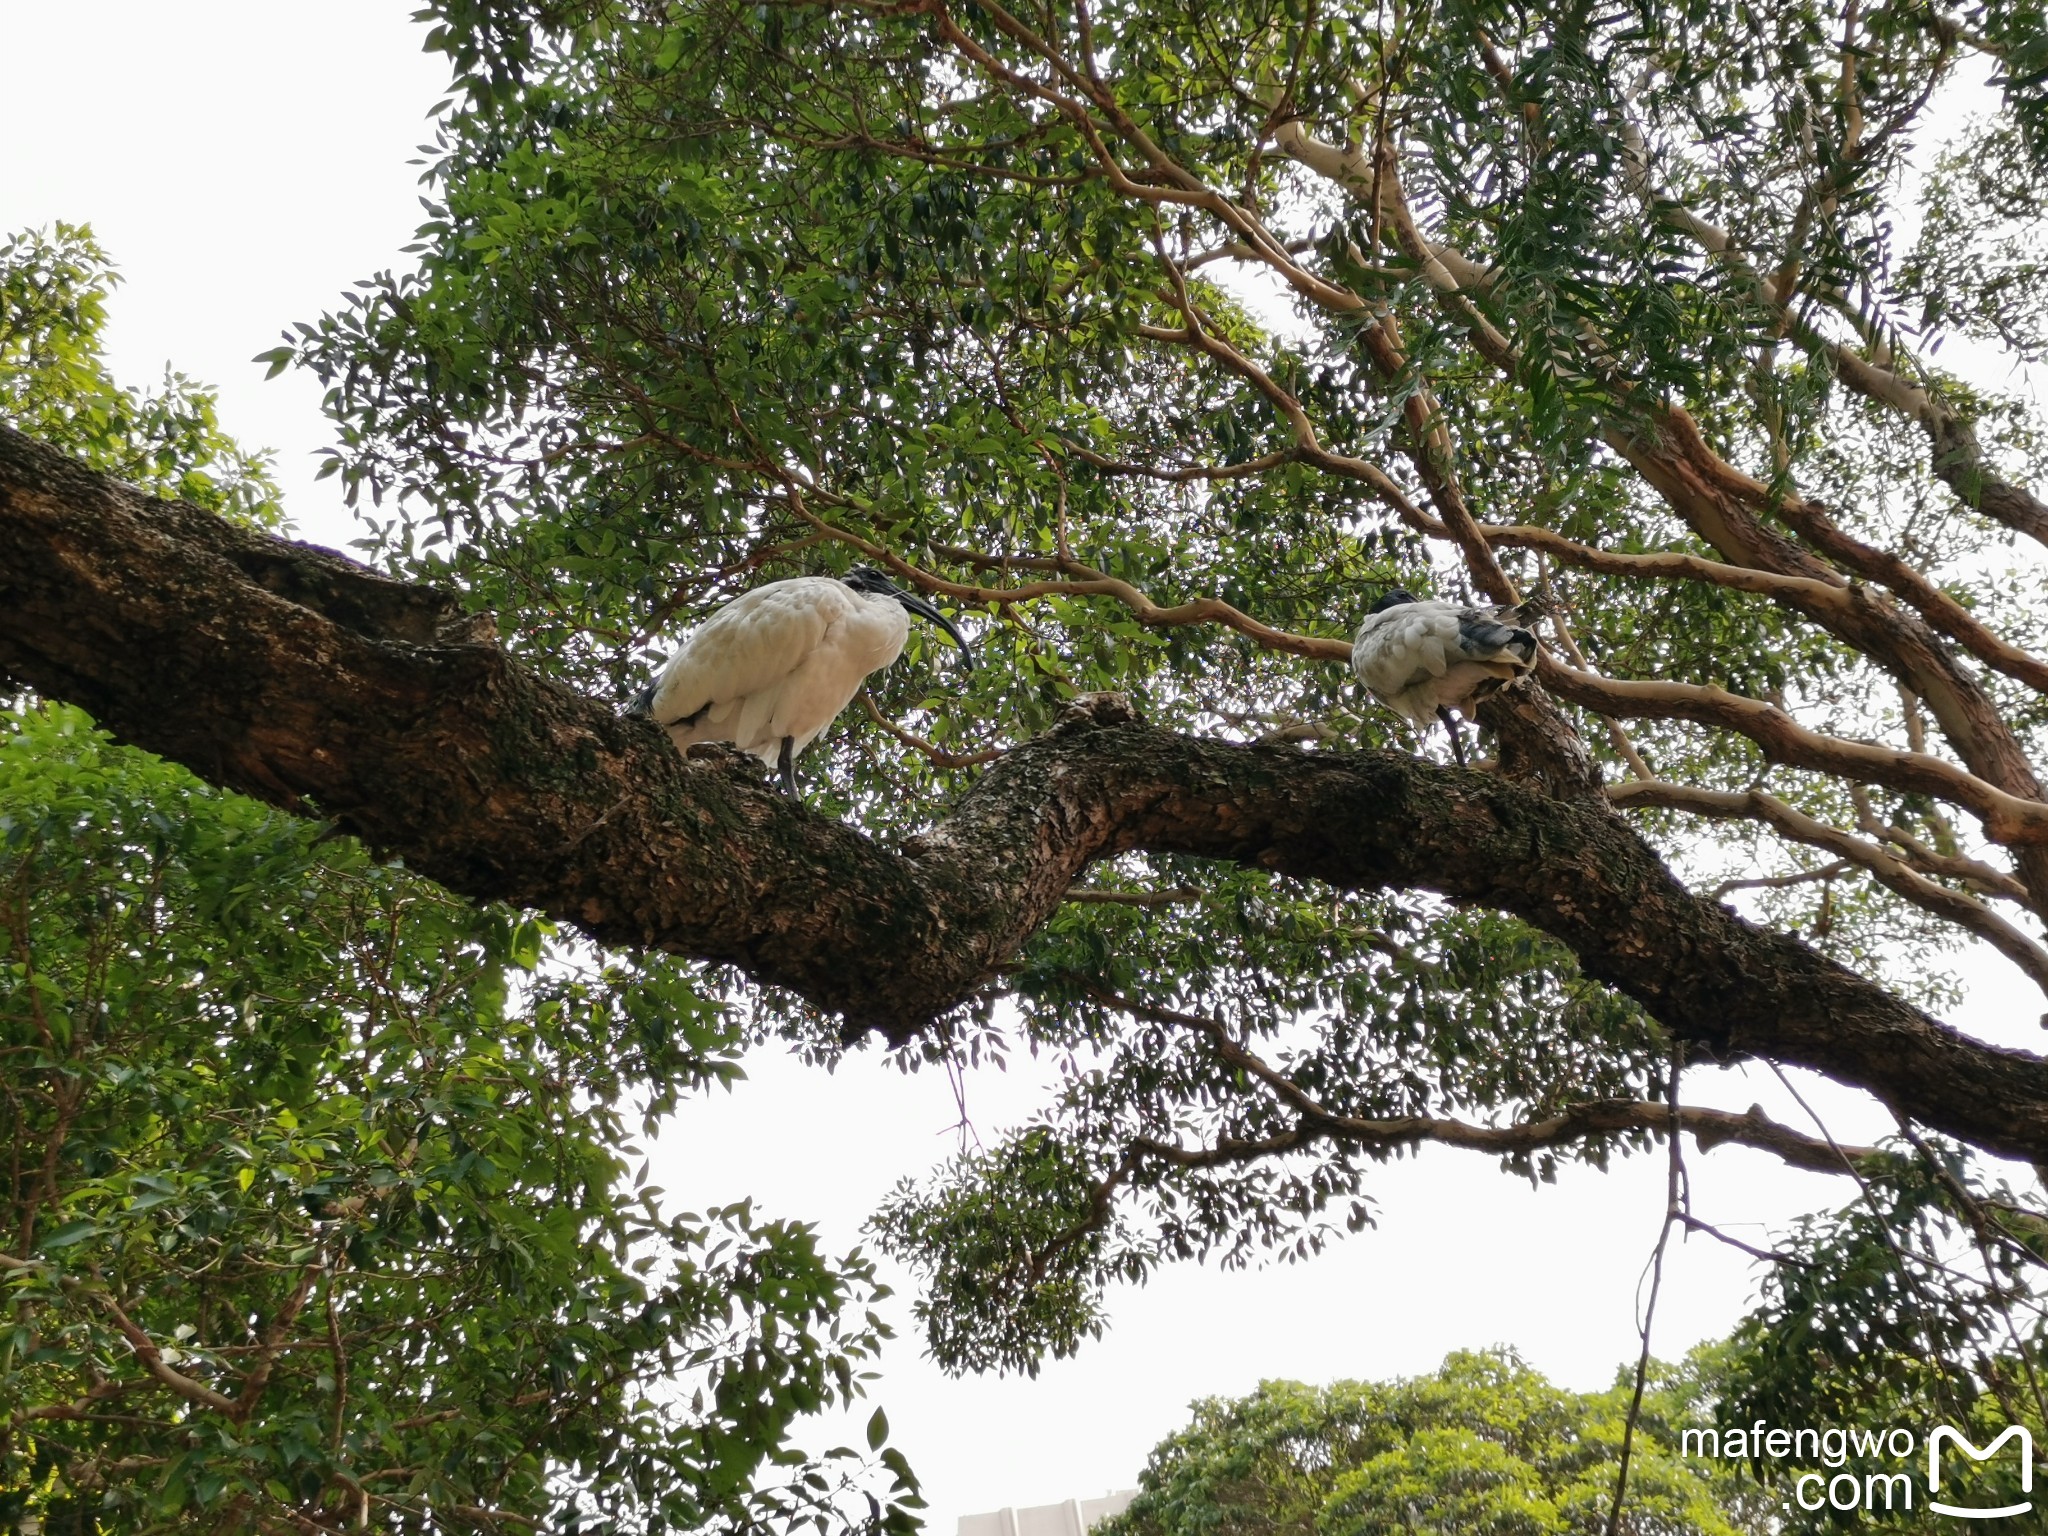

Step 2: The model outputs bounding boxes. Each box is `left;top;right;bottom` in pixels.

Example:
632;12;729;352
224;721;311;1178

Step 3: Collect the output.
1437;707;1469;769
777;736;798;797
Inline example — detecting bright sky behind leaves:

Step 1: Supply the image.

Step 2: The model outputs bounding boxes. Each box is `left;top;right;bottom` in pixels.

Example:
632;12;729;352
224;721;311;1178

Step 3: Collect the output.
1;4;2040;1526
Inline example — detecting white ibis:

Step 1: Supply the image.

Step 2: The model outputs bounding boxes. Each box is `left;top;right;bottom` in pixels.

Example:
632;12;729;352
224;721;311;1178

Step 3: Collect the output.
630;567;974;795
1351;589;1544;766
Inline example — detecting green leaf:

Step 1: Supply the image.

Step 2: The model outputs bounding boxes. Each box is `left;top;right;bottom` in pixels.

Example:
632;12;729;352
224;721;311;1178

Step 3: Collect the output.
37;1220;98;1251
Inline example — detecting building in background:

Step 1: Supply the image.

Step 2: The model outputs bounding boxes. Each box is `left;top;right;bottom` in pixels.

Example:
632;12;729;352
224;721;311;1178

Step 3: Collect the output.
958;1492;1137;1536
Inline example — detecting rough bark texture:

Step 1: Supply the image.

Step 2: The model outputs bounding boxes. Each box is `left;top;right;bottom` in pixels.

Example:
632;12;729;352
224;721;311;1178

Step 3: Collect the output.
7;423;2048;1160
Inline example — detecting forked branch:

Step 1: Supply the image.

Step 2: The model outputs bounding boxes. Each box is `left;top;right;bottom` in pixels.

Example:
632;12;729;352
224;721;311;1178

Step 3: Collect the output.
8;427;2048;1162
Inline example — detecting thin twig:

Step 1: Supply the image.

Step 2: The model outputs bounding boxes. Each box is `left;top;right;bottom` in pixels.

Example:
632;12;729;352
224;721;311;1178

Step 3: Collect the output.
1676;1212;1811;1269
1063;886;1204;907
1713;861;1853;899
1607;1043;1685;1536
858;692;1008;768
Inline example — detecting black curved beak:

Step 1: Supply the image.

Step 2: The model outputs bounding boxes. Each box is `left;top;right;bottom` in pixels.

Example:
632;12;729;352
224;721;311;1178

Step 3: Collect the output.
897;591;976;670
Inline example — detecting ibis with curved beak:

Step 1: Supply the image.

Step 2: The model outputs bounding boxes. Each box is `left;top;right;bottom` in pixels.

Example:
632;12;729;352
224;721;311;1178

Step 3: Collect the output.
631;567;976;796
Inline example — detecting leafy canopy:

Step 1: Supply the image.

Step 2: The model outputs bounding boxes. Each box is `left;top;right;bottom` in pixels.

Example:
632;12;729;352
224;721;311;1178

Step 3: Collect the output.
0;229;918;1536
1101;1350;1767;1536
1;225;283;529
267;0;2048;1433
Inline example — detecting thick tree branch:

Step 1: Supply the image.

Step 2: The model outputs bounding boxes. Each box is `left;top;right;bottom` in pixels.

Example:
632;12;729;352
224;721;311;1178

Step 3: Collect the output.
9;426;2048;1161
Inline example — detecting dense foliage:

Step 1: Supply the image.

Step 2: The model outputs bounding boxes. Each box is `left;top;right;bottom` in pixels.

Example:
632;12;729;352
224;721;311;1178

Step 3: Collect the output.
0;225;282;529
1100;1351;1768;1536
1717;1148;2048;1530
260;0;2048;1445
0;230;917;1535
9;0;2048;1510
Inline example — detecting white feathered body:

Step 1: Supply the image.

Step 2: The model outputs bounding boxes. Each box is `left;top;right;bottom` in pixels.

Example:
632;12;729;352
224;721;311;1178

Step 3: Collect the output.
1351;600;1539;727
644;577;911;767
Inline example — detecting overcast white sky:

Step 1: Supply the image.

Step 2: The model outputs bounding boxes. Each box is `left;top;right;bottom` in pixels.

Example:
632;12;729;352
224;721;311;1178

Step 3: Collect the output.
3;5;2043;1530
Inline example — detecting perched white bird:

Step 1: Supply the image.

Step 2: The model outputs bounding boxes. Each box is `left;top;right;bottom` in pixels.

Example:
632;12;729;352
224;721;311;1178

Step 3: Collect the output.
631;567;974;795
1351;589;1544;766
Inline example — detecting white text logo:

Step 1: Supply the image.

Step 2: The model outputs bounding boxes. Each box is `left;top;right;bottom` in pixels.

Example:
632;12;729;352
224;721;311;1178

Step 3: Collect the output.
1927;1425;2033;1520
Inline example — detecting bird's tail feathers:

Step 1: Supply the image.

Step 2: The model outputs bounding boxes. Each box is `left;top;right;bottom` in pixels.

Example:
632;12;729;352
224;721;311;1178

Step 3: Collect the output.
1457;614;1537;660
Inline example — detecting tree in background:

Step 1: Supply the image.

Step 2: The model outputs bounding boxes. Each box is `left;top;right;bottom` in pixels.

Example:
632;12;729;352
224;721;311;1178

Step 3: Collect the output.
0;226;281;530
0;227;914;1535
1107;1340;2048;1534
1102;1351;1769;1536
3;0;2048;1522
